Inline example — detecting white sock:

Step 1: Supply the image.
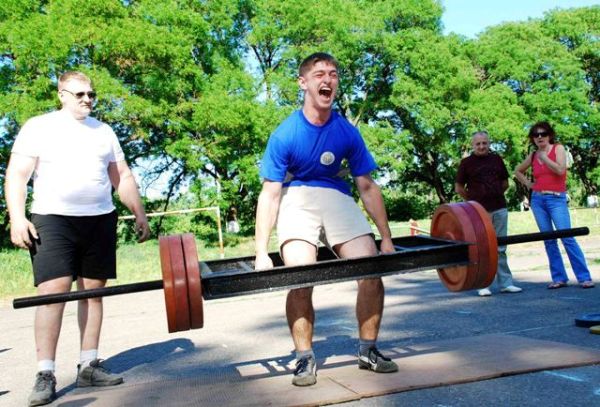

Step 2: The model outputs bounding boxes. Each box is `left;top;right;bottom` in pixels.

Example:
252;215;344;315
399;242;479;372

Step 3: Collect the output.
38;359;55;373
80;349;98;368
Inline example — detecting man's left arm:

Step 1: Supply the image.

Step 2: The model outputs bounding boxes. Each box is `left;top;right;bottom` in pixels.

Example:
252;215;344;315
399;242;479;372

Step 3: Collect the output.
108;160;150;242
355;174;394;254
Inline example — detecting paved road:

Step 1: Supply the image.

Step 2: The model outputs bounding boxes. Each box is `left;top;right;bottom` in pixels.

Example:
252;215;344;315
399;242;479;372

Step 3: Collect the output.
1;237;599;406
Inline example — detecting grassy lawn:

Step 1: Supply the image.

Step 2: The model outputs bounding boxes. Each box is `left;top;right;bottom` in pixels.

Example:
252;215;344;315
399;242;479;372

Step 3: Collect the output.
2;207;599;299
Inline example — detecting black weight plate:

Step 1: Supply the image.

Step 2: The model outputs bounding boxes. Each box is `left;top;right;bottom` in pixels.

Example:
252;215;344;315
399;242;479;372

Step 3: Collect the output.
574;313;600;328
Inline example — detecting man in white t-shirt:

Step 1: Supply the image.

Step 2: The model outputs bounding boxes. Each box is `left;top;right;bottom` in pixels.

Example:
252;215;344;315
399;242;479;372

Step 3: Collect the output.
5;71;150;407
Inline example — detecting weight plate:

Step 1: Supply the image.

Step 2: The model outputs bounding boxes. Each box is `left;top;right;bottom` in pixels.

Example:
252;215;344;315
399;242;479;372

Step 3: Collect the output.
431;203;478;291
182;233;204;329
461;201;498;289
167;235;191;332
575;313;600;328
159;236;178;333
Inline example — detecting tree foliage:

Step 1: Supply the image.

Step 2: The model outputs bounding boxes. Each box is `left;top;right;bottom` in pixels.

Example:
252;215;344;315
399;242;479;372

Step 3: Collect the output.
1;1;598;247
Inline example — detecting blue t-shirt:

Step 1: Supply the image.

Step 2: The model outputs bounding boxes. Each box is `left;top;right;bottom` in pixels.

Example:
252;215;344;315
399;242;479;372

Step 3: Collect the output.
260;110;377;196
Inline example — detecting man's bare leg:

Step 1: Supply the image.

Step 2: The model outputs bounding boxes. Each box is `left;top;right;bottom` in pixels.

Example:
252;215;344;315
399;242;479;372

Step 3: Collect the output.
356;278;384;339
282;240;318;350
30;277;71;407
335;235;397;373
35;276;73;363
282;239;318;385
77;277;106;352
334;234;383;338
76;277;124;387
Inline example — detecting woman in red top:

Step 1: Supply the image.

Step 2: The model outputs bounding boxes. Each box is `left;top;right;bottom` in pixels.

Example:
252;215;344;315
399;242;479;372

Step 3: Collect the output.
514;122;594;289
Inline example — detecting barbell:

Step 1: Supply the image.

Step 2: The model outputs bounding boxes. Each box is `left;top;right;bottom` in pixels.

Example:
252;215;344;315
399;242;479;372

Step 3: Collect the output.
13;201;590;333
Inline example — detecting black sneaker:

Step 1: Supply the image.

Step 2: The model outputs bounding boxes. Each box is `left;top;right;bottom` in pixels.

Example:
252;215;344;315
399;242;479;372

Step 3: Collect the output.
77;359;123;387
28;370;56;407
292;355;317;386
358;347;398;373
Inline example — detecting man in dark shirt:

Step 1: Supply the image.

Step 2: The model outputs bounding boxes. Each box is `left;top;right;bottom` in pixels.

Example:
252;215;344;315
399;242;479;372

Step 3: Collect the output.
455;131;522;296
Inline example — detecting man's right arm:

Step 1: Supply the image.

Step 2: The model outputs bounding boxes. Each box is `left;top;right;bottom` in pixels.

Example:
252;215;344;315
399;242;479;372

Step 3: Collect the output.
5;153;38;249
254;180;282;270
455;160;469;201
454;182;469;201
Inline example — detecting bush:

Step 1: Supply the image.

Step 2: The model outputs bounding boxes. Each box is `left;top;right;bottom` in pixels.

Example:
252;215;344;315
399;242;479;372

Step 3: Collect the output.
382;189;437;221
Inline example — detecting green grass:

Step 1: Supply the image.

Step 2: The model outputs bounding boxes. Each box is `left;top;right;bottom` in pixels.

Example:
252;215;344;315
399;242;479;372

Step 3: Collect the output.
0;249;34;298
2;207;599;299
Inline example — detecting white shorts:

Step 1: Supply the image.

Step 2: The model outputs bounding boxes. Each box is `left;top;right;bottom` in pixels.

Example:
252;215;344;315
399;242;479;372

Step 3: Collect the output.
276;186;373;249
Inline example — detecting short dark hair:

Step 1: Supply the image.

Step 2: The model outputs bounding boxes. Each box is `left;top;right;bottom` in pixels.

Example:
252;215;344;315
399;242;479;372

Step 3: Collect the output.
298;52;338;77
528;121;556;144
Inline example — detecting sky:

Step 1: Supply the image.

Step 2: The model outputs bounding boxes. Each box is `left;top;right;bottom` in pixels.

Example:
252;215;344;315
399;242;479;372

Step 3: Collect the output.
441;0;599;38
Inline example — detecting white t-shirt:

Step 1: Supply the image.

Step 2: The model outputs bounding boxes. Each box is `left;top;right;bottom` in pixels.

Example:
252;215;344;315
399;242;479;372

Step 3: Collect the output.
11;110;125;216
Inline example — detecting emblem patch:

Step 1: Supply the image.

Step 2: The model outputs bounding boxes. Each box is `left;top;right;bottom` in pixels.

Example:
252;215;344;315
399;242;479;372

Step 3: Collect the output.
320;151;335;166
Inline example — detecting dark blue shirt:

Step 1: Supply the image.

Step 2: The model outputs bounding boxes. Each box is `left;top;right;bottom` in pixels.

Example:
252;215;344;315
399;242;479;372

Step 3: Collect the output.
260;110;377;196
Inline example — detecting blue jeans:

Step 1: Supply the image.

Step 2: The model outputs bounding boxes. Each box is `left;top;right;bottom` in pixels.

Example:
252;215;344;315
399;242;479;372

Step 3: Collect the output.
530;192;592;283
487;208;514;289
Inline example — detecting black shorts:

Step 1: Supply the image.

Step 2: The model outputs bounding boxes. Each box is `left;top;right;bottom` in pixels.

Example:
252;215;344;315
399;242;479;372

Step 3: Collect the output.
29;211;118;286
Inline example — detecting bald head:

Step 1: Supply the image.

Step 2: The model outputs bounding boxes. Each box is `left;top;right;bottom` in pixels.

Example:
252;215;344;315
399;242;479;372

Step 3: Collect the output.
471;131;490;156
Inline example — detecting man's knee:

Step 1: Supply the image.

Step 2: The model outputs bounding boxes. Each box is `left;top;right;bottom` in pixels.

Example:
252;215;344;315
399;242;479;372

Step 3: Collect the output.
37;277;72;295
358;277;384;293
288;287;313;301
77;277;107;290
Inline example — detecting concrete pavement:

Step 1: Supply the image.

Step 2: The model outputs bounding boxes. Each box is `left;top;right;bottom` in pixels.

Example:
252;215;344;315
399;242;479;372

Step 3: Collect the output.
1;236;599;406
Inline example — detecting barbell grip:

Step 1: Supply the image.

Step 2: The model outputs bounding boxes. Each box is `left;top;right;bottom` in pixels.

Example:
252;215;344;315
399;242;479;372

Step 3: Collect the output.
497;227;589;246
12;226;590;309
12;280;163;309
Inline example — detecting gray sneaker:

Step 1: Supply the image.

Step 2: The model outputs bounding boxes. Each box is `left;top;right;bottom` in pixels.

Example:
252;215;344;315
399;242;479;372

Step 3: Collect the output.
358;347;398;373
77;359;123;387
28;370;56;407
292;355;317;386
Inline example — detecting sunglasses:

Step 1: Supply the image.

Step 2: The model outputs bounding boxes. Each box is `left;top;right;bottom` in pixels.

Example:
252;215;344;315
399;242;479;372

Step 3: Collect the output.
62;89;97;99
533;131;549;138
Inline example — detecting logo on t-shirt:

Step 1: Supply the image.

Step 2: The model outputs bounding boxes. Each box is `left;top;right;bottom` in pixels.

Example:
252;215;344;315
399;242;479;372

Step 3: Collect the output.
320;151;335;165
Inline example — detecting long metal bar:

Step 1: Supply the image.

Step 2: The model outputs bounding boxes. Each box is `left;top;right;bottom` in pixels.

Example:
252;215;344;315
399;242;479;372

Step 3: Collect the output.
497;227;588;246
13;281;163;308
12;235;465;308
201;236;469;300
12;227;590;309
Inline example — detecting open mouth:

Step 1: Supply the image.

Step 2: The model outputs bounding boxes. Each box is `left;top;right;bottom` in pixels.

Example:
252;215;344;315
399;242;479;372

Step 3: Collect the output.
319;87;332;98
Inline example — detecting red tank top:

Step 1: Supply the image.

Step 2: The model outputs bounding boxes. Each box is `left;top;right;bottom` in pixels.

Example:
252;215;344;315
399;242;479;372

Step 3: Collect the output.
532;144;567;192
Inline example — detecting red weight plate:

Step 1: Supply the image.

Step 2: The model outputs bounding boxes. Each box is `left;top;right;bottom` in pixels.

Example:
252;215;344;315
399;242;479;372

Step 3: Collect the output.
462;201;498;289
159;236;178;333
181;233;204;329
430;203;479;291
459;202;491;289
168;235;191;332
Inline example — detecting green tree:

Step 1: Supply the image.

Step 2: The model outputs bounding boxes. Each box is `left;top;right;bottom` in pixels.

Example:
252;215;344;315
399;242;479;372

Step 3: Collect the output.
384;31;478;203
472;15;598;200
0;0;277;242
541;6;600;196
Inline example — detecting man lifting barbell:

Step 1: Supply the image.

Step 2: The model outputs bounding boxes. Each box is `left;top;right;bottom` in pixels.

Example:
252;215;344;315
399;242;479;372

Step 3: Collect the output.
254;52;398;386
